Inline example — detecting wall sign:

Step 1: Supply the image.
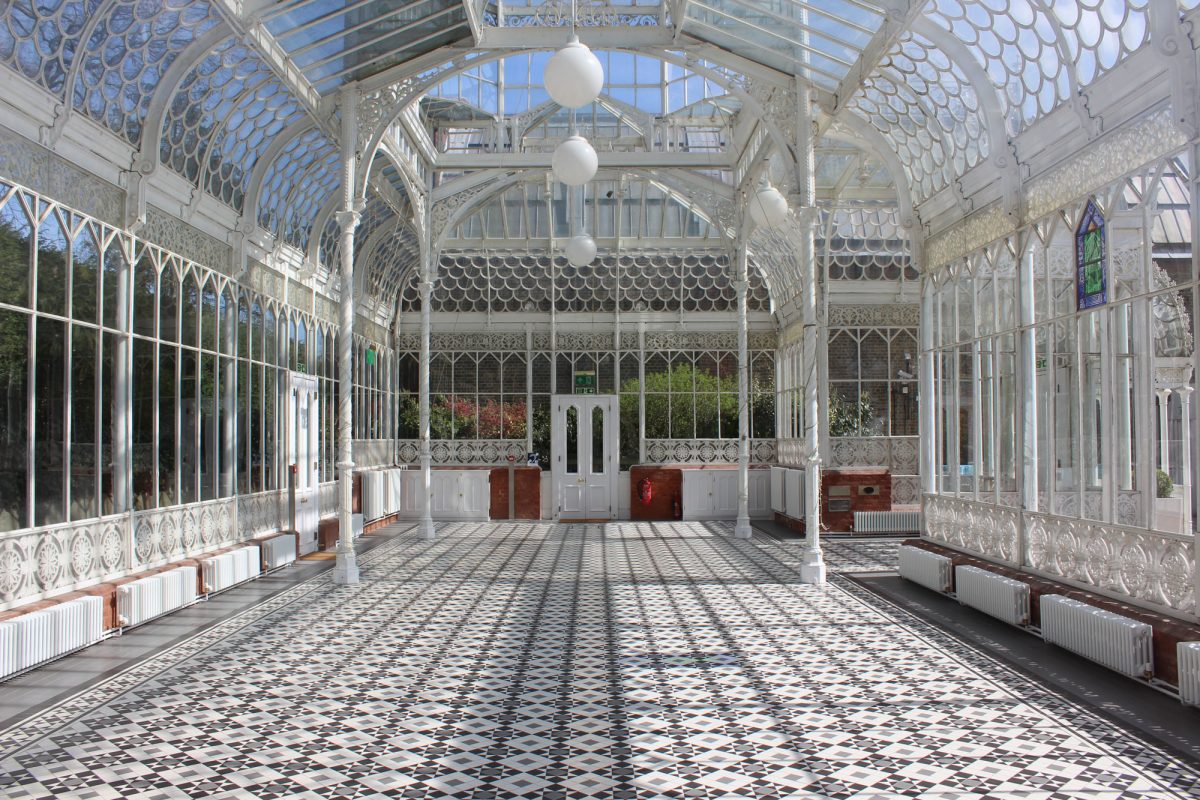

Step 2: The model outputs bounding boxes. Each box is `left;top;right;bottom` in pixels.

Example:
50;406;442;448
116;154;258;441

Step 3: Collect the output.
574;370;596;394
1076;199;1107;310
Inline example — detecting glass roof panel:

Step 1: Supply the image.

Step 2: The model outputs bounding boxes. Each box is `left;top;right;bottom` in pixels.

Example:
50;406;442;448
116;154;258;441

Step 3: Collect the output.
257;127;340;252
0;0;104;97
204;78;308;211
848;31;987;204
160;37;275;186
72;0;224;145
265;0;468;92
425;51;729;117
683;0;884;84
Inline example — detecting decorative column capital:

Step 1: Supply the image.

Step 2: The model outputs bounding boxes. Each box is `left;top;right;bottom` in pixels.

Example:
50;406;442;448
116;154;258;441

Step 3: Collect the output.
1157;387;1174;401
792;204;819;226
732;279;749;296
335;210;361;232
417;280;434;295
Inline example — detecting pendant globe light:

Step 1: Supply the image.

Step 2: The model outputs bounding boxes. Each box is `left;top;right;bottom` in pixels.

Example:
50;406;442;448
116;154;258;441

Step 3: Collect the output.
748;183;790;228
552;134;598;186
545;36;604;109
565;233;597;267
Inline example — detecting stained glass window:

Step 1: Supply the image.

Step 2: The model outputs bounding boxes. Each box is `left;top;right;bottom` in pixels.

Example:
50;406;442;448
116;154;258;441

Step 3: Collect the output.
1076;199;1107;310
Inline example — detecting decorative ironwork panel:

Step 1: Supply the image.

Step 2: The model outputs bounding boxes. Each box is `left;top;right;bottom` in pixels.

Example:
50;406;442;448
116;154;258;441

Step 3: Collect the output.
396;440;528;465
0;128;122;225
130;498;238;570
238;490;284;539
1024;511;1195;615
140;207;232;274
827;304;919;328
0;515;130;609
643;439;776;464
923;494;1019;565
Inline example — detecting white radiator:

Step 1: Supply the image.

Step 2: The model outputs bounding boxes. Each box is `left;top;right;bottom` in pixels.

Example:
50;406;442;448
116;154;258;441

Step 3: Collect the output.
262;534;296;570
854;510;921;533
898;545;953;592
51;596;104;654
118;566;197;628
1041;595;1153;679
783;469;804;519
1178;641;1200;706
0;621;14;679
770;467;786;514
202;546;262;594
955;565;1030;626
0;596;104;680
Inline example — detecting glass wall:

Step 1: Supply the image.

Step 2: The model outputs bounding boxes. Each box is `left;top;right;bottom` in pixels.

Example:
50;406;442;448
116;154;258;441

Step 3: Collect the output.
827;325;919;437
927;157;1194;533
0;179;352;533
396;340;776;470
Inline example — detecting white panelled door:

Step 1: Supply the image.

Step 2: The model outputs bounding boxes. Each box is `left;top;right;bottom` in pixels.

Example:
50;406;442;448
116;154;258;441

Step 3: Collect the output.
552;395;618;520
289;373;319;554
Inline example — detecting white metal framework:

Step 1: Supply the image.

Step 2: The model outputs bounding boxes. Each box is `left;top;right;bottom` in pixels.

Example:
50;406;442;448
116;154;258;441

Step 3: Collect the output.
0;0;1195;604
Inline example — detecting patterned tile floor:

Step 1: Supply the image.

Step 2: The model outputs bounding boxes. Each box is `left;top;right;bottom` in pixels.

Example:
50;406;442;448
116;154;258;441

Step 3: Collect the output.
1;522;1198;799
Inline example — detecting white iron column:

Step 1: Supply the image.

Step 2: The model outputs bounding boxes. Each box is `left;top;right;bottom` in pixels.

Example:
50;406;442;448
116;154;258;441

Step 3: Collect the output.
1179;386;1194;530
418;268;435;540
1018;239;1038;513
734;243;752;539
333;86;360;585
638;322;646;464
113;237;132;513
919;275;937;498
795;81;824;583
799;204;825;583
1158;388;1172;476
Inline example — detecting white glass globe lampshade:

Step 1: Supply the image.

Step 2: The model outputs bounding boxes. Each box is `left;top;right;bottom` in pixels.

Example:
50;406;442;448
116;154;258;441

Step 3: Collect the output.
552;135;598;186
565;234;597;267
748;185;790;228
544;36;604;109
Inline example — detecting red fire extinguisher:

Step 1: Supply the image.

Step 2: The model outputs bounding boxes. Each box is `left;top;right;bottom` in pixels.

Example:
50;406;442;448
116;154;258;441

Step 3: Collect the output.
638;478;653;505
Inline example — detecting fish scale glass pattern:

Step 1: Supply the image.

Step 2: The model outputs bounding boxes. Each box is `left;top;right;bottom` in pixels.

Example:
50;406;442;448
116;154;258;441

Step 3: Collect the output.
0;0;102;96
159;38;274;190
256;127;340;252
202;77;306;210
850;31;987;204
72;0;223;145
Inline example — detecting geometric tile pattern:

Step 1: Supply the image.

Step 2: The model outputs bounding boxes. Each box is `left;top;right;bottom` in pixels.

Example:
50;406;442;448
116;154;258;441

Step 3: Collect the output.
1;521;1198;799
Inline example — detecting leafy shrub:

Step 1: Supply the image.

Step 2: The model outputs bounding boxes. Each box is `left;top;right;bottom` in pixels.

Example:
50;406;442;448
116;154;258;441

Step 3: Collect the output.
1156;469;1174;498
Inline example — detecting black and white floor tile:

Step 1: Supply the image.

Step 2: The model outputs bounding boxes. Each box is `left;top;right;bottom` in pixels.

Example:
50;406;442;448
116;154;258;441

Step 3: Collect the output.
1;521;1197;799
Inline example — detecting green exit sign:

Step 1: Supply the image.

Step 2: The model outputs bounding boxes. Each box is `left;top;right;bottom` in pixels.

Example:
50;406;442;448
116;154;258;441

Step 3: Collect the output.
574;370;596;394
1035;356;1047;371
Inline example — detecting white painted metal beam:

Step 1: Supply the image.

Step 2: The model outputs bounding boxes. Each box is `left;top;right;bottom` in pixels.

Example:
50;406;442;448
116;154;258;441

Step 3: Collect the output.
827;0;924;120
435;151;733;169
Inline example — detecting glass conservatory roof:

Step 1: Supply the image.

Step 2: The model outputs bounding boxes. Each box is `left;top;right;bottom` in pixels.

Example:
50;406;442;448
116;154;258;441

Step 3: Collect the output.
261;0;470;92
682;0;887;87
0;0;1190;310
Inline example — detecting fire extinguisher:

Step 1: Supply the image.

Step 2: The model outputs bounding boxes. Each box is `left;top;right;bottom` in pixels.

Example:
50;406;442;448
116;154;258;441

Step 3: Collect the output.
637;478;653;505
672;495;682;519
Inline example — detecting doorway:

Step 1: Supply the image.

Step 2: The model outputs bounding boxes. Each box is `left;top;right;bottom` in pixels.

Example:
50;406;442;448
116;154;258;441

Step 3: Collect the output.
288;373;319;553
552;394;618;520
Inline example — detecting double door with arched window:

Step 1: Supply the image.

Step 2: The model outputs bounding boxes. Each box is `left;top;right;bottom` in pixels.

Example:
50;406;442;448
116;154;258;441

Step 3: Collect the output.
552;395;618;520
